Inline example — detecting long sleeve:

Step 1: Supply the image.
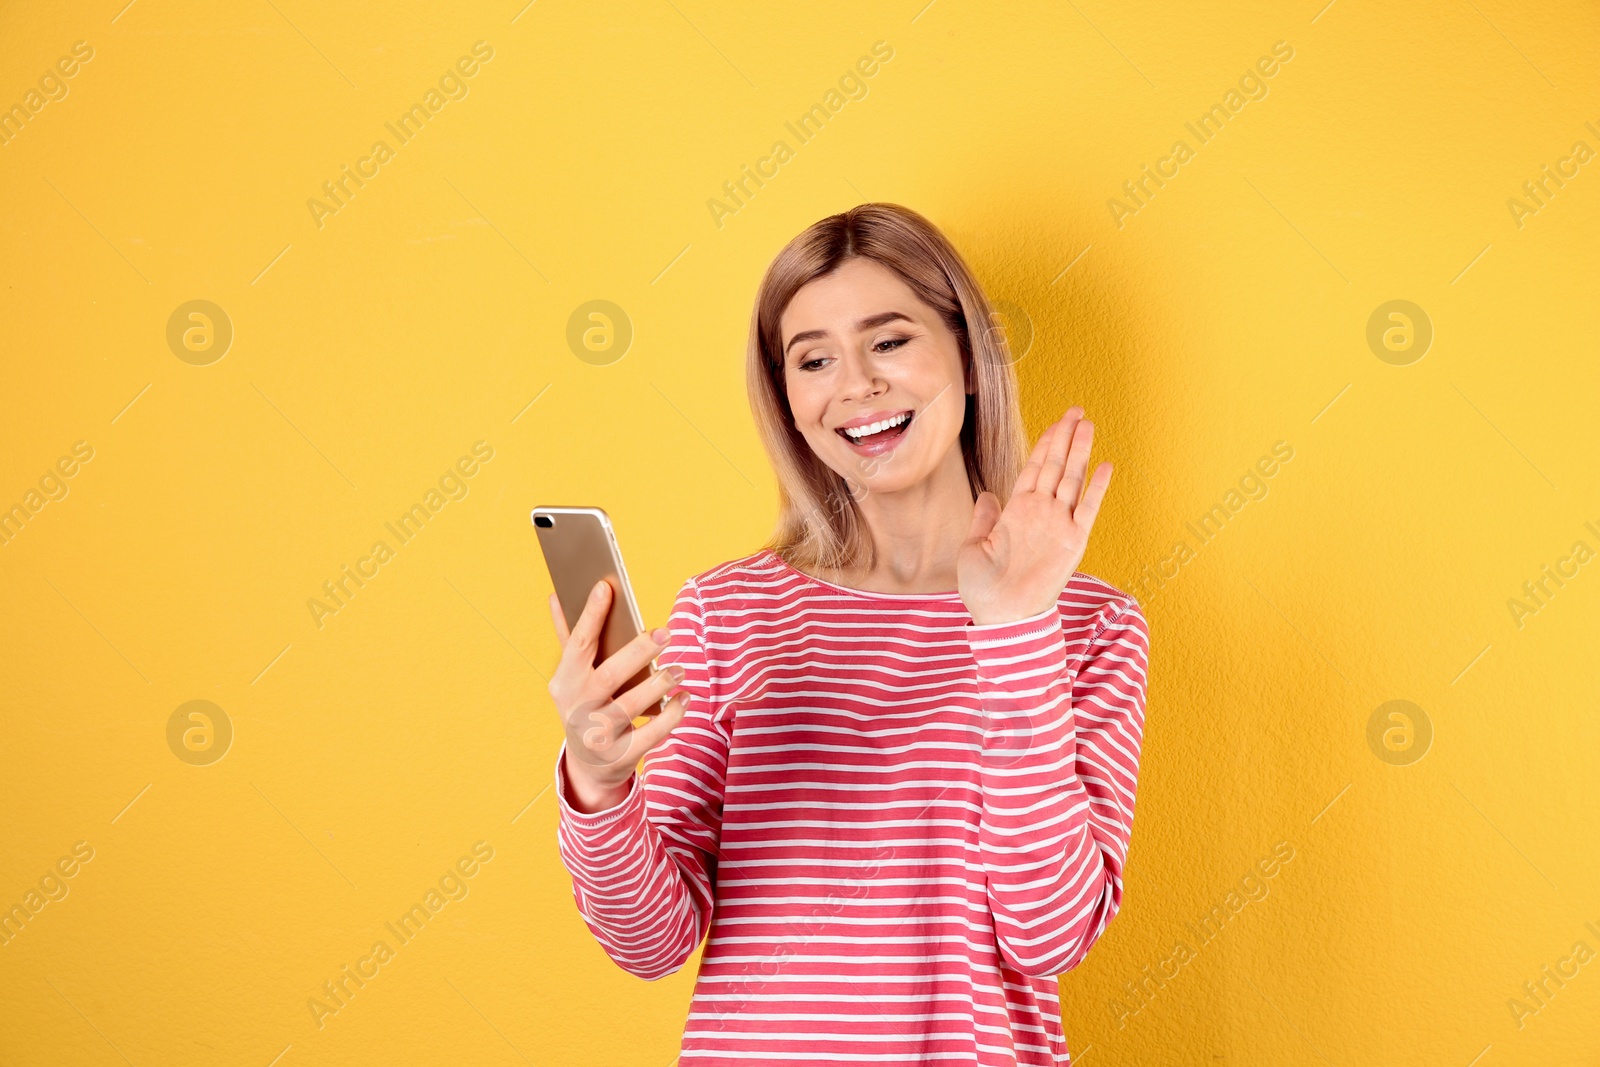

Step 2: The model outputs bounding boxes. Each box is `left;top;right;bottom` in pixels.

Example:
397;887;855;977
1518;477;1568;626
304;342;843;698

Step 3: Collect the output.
965;592;1150;978
553;576;730;980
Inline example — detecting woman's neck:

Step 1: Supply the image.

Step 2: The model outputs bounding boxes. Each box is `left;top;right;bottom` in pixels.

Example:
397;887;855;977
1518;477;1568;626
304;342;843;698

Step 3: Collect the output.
825;445;976;594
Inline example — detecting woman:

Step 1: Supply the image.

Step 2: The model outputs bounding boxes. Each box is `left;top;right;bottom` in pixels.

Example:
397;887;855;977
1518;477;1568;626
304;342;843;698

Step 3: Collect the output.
549;203;1150;1066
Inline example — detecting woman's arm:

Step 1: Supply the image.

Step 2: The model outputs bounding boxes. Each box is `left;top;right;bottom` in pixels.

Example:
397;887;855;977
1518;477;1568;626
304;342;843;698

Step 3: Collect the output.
965;593;1150;978
554;577;730;980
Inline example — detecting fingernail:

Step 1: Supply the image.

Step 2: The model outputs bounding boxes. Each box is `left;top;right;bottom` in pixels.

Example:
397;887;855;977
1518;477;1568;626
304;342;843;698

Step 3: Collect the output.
591;581;606;600
669;664;685;681
651;627;670;644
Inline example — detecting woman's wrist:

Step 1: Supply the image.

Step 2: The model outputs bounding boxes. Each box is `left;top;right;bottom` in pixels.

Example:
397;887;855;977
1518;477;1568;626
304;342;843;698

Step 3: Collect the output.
562;749;634;814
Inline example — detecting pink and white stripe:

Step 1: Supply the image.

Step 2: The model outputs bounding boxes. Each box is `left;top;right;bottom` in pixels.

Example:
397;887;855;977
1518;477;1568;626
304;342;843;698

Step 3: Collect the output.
555;548;1150;1065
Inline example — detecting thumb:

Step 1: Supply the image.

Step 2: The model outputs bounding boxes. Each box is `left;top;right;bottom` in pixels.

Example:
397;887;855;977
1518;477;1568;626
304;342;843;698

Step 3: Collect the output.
964;491;1002;548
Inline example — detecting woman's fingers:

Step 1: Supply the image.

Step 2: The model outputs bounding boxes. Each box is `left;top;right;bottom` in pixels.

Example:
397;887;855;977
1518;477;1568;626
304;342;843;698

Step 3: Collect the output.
550;579;615;696
1036;408;1081;497
571;579;611;645
1012;416;1062;496
548;592;571;648
1054;418;1094;506
1072;461;1114;532
629;689;692;758
550;581;689;781
613;664;685;720
573;680;690;772
963;490;1002;550
563;580;612;660
567;697;636;765
591;624;670;697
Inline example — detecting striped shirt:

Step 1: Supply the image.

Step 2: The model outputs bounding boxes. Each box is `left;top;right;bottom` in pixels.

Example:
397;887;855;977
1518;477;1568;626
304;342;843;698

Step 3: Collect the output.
554;547;1150;1065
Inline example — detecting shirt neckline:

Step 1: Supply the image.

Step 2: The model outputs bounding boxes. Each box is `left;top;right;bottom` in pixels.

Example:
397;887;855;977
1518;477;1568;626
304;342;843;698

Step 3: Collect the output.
762;548;965;603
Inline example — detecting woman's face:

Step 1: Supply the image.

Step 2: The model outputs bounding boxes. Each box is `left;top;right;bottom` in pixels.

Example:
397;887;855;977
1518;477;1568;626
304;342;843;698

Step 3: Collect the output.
779;257;971;499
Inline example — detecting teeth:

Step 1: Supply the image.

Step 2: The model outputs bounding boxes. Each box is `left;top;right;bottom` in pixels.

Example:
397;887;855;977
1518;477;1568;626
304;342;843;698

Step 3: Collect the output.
843;412;910;439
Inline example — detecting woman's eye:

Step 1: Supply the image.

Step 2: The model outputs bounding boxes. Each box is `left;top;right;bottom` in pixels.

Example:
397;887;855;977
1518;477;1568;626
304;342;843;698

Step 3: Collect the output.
795;337;905;370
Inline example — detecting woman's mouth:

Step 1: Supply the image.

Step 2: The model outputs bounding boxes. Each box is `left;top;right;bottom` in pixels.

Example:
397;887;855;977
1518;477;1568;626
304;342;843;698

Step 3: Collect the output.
836;410;913;456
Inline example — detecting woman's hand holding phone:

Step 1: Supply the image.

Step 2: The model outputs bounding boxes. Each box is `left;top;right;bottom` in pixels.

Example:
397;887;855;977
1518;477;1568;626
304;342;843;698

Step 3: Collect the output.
548;578;693;814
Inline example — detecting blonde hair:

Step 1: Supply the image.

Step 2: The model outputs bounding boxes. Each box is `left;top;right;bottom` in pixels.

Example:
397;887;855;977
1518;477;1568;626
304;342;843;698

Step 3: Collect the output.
746;203;1029;574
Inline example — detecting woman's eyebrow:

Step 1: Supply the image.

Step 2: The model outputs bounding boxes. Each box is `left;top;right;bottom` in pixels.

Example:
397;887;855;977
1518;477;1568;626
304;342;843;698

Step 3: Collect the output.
784;311;913;357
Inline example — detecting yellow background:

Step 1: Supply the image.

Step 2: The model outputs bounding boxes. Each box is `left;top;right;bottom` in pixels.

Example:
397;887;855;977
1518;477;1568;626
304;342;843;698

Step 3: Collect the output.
2;1;1597;1064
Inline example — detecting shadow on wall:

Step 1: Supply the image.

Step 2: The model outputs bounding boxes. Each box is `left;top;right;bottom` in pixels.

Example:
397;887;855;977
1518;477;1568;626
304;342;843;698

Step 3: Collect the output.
936;188;1171;591
932;191;1375;1060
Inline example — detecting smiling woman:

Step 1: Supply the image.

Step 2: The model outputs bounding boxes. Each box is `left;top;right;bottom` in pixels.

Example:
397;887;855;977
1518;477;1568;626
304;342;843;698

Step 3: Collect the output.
751;208;1031;583
549;203;1150;1066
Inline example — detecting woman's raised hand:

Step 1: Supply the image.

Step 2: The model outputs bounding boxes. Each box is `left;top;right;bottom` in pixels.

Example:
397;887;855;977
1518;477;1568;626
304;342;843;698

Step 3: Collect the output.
957;406;1113;626
548;579;691;811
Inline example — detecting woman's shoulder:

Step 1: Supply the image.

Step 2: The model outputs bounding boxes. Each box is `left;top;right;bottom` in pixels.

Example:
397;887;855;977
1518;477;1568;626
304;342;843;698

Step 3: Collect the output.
677;548;793;602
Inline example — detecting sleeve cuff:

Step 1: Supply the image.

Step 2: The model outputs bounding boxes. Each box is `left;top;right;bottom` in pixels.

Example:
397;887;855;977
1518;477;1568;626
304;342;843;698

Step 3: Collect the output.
965;603;1072;682
554;740;643;833
965;603;1063;642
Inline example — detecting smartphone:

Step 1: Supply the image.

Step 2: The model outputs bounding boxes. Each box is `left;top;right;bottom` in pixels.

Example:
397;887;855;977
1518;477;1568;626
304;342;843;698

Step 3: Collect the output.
532;506;662;709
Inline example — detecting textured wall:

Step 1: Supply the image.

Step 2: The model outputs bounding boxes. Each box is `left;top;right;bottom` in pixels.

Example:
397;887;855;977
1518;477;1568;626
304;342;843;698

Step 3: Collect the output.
1;1;1596;1065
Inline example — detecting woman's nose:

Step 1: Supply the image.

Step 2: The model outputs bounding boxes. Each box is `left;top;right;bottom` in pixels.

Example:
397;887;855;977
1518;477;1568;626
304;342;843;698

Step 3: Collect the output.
835;350;885;401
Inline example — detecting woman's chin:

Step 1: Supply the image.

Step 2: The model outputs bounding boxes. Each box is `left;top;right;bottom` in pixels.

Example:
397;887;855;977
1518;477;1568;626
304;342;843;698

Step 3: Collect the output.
822;438;954;495
832;466;923;500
